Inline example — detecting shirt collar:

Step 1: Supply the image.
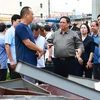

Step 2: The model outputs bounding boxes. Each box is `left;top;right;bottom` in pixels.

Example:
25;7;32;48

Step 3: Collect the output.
92;34;98;37
60;29;69;34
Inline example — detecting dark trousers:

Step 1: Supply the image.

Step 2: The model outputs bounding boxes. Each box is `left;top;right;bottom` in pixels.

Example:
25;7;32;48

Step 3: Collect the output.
76;60;93;78
0;69;7;81
8;63;21;79
93;63;100;80
52;57;76;78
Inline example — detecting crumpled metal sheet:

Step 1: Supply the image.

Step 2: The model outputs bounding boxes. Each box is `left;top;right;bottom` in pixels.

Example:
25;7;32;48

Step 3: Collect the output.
40;84;88;100
0;86;48;95
0;78;50;95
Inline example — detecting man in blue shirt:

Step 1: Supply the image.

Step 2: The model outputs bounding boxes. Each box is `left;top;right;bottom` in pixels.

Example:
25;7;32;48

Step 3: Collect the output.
0;22;8;81
91;20;100;80
15;6;43;83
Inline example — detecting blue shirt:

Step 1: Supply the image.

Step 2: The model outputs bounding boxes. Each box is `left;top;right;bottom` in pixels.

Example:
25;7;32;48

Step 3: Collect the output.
5;26;17;64
92;35;99;64
15;23;37;66
0;34;8;69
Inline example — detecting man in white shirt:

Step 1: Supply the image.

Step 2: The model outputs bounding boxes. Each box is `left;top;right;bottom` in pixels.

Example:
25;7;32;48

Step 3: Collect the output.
31;24;46;84
43;25;55;72
31;24;46;68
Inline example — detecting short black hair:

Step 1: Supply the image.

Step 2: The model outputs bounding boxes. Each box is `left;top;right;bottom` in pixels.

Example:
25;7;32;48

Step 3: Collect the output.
91;20;98;26
31;24;40;31
0;22;6;32
60;16;71;23
20;6;31;18
44;24;51;31
97;14;100;19
11;14;21;24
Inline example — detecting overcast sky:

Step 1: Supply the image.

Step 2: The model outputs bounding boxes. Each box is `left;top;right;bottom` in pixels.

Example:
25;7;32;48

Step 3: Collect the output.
50;0;92;14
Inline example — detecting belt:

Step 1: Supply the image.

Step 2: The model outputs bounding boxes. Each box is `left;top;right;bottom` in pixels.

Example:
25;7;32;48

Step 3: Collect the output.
56;56;75;60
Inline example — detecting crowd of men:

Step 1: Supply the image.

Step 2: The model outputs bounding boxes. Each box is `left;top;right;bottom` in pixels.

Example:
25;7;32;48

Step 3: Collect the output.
0;6;100;83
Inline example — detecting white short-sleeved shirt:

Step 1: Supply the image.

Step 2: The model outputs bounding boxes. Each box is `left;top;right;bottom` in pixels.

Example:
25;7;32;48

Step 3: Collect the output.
35;35;46;68
5;26;17;64
45;32;54;60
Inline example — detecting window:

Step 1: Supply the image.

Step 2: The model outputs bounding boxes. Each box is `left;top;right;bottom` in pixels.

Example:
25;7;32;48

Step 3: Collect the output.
40;13;43;18
40;3;43;8
19;2;22;7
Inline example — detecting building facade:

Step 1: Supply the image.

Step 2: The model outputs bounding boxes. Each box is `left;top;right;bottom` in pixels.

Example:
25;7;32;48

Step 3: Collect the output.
0;0;49;23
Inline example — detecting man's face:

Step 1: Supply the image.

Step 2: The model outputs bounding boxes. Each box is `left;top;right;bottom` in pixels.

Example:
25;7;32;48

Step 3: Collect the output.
90;22;98;33
59;18;69;30
33;29;40;39
98;16;100;27
13;19;21;28
40;27;45;37
26;8;34;24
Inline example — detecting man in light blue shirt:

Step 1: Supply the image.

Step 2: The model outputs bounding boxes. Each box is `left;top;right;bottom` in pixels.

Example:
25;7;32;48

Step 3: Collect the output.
5;14;21;79
0;22;8;81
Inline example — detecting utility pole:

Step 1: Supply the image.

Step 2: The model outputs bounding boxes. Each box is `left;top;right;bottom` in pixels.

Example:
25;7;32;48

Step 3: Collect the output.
48;0;50;18
92;0;100;20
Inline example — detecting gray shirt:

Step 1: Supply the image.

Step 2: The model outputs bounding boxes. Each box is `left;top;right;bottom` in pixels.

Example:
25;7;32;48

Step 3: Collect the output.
47;29;84;58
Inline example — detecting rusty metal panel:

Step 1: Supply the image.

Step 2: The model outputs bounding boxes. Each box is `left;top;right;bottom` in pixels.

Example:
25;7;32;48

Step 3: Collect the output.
40;84;88;100
0;86;48;95
0;78;49;94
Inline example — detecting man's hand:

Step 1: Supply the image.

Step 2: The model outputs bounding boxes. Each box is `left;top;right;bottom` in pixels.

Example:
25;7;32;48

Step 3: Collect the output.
47;57;52;62
36;50;43;60
47;43;53;49
10;61;17;69
76;51;83;65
